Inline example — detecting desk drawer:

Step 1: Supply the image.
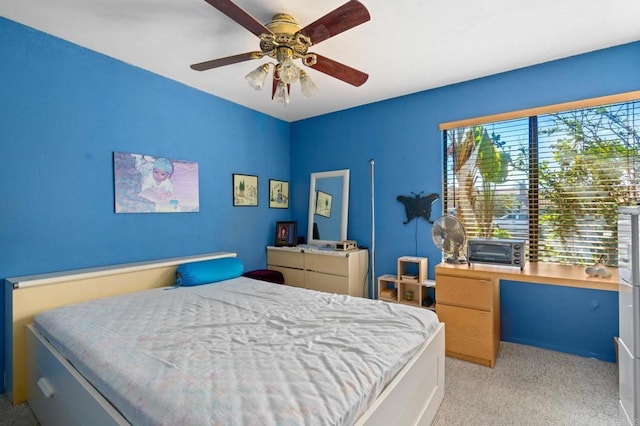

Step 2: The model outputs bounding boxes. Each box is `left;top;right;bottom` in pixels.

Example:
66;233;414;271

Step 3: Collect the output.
437;303;495;361
436;274;493;311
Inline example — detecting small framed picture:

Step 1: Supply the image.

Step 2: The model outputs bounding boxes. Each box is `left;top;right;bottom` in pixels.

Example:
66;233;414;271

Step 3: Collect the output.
269;179;289;209
233;174;258;206
275;221;297;247
315;190;332;218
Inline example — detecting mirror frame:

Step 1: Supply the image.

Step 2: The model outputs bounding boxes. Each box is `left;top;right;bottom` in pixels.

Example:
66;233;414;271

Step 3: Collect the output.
307;169;350;246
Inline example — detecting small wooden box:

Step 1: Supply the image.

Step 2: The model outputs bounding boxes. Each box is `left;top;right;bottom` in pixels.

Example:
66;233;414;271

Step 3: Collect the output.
380;288;397;299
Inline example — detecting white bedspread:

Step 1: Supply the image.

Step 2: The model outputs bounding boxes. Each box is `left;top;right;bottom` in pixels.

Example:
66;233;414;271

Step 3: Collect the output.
33;276;440;425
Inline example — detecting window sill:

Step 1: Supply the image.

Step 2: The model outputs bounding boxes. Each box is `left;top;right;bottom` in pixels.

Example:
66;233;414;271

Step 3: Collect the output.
435;262;618;292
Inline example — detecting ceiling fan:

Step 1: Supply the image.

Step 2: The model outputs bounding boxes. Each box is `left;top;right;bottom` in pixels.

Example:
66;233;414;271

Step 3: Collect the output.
190;0;370;103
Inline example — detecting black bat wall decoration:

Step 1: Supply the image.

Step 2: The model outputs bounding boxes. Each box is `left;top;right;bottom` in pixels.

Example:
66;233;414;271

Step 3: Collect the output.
397;192;440;224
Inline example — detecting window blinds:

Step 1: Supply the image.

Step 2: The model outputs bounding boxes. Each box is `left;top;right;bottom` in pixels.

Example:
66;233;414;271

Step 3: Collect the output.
443;99;640;266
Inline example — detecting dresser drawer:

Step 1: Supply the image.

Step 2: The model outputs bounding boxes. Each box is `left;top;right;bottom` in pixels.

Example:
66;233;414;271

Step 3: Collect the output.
265;247;367;297
437;303;496;361
304;253;349;276
267;265;304;288
305;271;348;294
436;274;494;311
267;249;304;269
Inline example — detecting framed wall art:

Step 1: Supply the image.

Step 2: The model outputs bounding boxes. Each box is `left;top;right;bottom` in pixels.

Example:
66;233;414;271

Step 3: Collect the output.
113;151;199;213
269;179;289;209
315;190;332;218
233;173;258;206
275;221;297;247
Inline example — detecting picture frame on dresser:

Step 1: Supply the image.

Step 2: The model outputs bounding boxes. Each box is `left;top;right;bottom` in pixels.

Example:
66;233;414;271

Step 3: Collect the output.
275;221;297;247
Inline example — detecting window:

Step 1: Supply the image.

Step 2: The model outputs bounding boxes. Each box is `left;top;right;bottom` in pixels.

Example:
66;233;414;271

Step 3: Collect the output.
443;96;640;266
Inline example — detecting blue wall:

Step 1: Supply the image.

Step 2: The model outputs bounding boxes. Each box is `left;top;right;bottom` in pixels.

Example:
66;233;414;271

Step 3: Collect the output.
501;281;619;361
2;18;637;393
291;41;640;362
0;18;291;392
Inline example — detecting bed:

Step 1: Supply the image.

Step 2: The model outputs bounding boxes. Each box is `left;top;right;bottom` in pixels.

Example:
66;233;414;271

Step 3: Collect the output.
7;252;445;425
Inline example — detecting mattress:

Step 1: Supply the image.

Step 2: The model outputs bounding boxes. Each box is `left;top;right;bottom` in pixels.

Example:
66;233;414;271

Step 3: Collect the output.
33;276;440;425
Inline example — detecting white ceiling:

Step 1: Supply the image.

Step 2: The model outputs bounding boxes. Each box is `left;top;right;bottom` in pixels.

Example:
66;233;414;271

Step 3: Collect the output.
2;0;639;122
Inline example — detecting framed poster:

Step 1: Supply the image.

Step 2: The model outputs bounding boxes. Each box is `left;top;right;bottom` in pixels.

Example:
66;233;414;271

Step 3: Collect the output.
233;174;258;206
315;190;332;218
269;179;289;209
113;152;199;213
275;221;297;247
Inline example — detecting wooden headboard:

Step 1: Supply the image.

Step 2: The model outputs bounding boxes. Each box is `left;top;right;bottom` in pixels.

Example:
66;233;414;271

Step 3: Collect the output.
5;252;236;404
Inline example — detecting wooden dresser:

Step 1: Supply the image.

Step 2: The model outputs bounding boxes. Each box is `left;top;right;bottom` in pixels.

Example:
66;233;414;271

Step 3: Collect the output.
435;264;500;367
266;246;368;297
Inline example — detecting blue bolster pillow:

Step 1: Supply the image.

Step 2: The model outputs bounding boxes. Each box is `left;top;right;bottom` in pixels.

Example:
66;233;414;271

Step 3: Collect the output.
175;257;244;286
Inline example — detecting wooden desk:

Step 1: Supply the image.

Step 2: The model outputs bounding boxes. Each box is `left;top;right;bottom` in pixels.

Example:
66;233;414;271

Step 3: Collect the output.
436;262;618;291
435;262;618;367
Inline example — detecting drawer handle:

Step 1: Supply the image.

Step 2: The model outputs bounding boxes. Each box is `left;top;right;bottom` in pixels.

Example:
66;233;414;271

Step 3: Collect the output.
37;377;55;399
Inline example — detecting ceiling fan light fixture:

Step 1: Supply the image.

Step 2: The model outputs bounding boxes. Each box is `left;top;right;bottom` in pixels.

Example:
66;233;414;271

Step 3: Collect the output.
244;63;270;90
273;81;290;104
299;70;319;98
278;57;300;84
191;0;371;105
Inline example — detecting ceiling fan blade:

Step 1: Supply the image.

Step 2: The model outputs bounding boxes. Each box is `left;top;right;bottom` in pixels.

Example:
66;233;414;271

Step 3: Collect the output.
190;52;262;71
308;54;368;87
202;0;272;37
299;0;370;45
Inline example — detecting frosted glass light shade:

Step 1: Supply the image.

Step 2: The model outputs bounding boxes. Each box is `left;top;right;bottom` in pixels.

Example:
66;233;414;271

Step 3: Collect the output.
273;81;290;104
245;64;269;90
279;57;300;84
300;72;319;97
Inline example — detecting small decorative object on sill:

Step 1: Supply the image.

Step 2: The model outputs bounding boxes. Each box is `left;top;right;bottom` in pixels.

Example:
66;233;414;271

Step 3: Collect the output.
585;255;612;278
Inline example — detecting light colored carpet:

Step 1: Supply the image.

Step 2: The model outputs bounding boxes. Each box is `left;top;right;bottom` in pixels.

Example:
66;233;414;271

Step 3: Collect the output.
0;393;37;426
0;342;619;425
432;342;619;426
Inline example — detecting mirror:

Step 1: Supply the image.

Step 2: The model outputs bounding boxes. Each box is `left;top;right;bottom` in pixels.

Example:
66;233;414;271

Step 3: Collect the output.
307;169;350;246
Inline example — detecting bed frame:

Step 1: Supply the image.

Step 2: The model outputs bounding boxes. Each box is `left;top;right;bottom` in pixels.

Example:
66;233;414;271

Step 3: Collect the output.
7;253;445;425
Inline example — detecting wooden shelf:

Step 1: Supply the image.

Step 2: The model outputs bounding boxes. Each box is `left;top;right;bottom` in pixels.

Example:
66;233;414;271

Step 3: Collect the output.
378;257;434;311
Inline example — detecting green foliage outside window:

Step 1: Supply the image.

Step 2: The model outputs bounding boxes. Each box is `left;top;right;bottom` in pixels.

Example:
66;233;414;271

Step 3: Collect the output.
444;100;640;266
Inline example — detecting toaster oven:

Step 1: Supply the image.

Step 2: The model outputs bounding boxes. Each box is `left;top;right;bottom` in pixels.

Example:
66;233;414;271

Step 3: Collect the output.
467;238;526;269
